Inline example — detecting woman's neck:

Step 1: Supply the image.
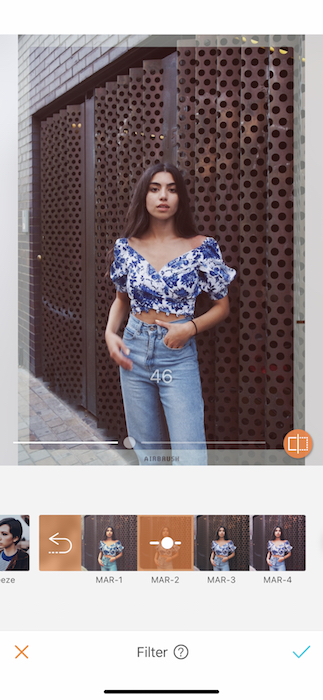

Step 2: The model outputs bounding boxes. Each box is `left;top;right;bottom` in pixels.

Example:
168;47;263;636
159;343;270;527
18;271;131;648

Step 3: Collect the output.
144;218;178;240
4;544;17;557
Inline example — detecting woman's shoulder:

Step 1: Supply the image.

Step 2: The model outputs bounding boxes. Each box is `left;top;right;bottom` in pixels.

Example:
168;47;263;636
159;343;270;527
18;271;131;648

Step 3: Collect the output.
197;236;222;260
114;237;128;250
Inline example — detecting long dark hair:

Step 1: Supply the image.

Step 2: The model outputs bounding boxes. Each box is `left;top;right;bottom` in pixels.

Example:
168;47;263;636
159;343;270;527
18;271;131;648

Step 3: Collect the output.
107;163;197;270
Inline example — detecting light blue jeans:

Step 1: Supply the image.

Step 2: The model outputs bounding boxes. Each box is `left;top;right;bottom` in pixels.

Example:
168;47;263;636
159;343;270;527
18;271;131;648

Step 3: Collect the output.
120;315;207;466
269;556;286;572
213;556;230;572
101;556;117;572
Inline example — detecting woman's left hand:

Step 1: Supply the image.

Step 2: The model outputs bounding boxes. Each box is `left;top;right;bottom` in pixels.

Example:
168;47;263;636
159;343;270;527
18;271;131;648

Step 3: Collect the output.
109;557;116;562
278;557;284;563
155;320;195;348
221;557;228;563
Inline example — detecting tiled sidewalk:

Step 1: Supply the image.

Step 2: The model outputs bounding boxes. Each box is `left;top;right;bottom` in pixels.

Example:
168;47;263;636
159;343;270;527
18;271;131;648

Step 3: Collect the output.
18;368;137;466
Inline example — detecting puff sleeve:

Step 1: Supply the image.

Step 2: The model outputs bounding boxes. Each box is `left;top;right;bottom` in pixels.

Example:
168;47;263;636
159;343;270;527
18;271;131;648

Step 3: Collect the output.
110;238;128;293
267;541;273;553
284;540;293;553
228;540;236;554
199;238;236;299
115;540;124;554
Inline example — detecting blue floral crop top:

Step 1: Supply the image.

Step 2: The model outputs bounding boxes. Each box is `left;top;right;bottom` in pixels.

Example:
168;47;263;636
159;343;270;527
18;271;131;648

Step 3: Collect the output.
110;237;236;317
99;540;124;557
267;540;292;556
211;540;236;557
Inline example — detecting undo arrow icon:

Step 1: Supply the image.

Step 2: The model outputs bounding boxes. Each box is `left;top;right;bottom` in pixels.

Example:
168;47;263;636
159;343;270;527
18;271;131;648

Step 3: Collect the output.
49;532;73;554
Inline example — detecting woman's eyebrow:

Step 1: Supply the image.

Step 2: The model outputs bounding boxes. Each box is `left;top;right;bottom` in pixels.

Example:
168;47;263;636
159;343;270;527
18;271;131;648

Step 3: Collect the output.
149;180;176;187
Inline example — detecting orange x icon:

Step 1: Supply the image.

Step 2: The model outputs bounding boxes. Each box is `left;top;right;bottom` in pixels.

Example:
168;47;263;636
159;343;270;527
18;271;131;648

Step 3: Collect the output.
15;645;29;659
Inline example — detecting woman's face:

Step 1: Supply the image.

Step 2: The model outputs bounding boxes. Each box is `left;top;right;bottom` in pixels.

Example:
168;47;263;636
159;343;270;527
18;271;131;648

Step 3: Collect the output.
161;528;169;538
218;527;226;538
105;528;113;539
145;171;179;221
0;524;17;550
274;527;282;539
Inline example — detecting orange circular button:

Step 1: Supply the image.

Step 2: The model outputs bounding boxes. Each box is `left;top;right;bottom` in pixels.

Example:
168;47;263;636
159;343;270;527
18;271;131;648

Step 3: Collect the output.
283;429;313;458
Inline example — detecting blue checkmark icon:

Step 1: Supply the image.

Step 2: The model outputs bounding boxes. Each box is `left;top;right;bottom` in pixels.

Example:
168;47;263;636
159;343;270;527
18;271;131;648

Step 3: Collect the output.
293;646;310;658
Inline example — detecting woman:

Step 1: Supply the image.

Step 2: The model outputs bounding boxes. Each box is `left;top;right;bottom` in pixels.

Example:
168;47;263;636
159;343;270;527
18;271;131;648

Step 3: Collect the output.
98;526;124;572
0;517;29;571
266;526;292;572
154;527;180;571
210;526;236;572
106;163;236;465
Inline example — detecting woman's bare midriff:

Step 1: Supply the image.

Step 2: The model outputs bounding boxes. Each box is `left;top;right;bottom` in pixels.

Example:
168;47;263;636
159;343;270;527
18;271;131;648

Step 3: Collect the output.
134;310;187;324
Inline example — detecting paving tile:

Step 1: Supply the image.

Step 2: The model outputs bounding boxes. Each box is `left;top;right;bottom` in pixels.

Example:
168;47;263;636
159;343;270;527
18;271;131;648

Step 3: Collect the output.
33;457;59;465
18;368;127;466
46;417;67;428
29;449;51;462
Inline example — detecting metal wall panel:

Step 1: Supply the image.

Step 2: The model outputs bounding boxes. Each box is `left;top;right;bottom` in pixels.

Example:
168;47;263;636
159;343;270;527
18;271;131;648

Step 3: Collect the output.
41;106;85;403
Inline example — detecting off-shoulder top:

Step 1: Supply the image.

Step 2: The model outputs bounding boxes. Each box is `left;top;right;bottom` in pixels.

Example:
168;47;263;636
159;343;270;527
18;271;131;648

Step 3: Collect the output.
99;540;124;557
267;540;292;556
211;540;236;557
110;237;236;317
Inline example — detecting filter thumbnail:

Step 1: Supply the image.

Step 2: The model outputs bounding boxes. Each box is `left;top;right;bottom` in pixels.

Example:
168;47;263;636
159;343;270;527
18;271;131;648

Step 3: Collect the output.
195;515;249;571
0;515;30;571
82;515;137;571
250;515;306;571
39;515;81;571
137;515;193;571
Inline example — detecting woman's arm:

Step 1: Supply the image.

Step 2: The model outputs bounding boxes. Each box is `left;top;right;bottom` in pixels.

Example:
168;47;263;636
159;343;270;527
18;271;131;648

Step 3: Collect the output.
105;292;133;370
221;551;235;563
266;552;272;567
278;551;291;563
98;553;103;567
166;550;180;563
155;297;229;349
109;551;123;563
210;552;215;566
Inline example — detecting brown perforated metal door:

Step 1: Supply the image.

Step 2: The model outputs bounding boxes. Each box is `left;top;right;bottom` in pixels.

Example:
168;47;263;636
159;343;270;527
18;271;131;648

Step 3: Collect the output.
41;105;86;405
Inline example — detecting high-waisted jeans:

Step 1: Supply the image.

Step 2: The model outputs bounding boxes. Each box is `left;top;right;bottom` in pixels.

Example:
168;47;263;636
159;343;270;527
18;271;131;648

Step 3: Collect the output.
101;557;117;572
269;556;286;572
212;556;230;572
119;315;207;466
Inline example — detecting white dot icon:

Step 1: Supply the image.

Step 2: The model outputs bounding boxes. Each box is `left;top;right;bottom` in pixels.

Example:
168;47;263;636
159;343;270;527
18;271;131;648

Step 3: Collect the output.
123;436;136;449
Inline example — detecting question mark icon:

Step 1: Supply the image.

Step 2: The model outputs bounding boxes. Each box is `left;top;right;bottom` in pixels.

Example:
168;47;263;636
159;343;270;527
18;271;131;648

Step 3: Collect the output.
174;644;189;659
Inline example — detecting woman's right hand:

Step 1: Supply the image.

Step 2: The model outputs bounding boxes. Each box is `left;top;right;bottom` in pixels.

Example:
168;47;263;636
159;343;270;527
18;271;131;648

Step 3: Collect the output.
267;559;273;567
105;331;133;370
